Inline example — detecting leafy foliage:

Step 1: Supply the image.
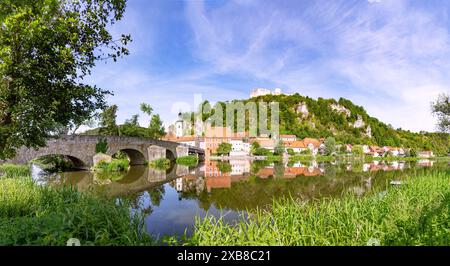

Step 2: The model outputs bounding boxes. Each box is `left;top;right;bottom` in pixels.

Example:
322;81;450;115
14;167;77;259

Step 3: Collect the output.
216;142;232;155
87;103;165;139
185;93;450;156
432;93;450;133
324;137;336;155
0;0;130;159
95;137;108;154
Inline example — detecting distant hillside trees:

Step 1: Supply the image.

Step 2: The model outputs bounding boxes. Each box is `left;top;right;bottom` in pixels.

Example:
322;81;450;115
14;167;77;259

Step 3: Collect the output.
178;93;450;156
432;93;450;133
324;137;336;155
90;103;165;139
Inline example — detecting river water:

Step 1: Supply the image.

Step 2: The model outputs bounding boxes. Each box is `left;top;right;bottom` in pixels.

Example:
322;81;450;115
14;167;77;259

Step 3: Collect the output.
31;159;447;239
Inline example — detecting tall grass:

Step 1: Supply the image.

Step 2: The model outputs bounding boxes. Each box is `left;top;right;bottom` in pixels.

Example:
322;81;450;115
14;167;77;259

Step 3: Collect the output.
0;164;31;178
188;170;450;246
0;167;153;246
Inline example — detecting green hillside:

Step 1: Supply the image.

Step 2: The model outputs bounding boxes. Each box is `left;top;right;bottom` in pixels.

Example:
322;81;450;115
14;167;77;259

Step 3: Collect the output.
201;93;450;156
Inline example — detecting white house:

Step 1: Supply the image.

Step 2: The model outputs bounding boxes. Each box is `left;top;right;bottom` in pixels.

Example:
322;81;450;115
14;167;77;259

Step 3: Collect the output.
418;151;434;158
362;145;370;154
279;134;297;142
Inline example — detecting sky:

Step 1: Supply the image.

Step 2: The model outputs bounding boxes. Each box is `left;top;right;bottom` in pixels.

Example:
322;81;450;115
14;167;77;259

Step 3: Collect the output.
84;0;450;133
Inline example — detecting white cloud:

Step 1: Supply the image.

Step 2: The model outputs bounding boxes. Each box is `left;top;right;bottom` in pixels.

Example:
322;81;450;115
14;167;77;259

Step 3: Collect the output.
184;0;450;132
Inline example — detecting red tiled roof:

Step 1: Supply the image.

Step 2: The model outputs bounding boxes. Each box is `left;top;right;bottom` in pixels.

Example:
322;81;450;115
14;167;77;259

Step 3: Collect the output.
280;134;297;138
302;138;321;148
284;140;307;148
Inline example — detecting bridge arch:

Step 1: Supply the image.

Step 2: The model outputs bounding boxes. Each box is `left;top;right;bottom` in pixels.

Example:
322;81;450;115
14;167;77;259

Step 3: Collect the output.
166;149;176;161
114;149;146;166
33;154;87;170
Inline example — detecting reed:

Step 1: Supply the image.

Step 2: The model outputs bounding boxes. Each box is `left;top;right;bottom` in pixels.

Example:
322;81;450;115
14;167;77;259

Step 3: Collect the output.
0;168;153;245
0;164;30;178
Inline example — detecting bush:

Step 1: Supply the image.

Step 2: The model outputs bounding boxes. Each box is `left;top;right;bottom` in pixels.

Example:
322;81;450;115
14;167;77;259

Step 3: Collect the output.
287;148;295;156
95;137;108;154
94;159;129;172
176;156;199;166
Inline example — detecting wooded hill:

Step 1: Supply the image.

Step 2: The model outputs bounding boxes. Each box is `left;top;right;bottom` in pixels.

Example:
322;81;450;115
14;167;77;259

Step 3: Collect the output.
198;93;450;156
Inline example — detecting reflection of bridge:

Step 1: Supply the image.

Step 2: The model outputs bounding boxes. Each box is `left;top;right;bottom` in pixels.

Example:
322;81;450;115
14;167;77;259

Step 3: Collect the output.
4;135;204;169
58;164;202;198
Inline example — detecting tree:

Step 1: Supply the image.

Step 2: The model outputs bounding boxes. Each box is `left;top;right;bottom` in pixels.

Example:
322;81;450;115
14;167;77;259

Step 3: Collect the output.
339;145;347;154
140;103;153;117
287;148;295;156
431;93;450;133
216;142;232;155
324;137;336;155
250;142;261;155
217;161;232;173
121;114;142;137
0;0;130;159
99;105;119;136
409;148;418;157
124;114;140;127
274;140;285;155
148;114;165;139
352;145;364;157
95;137;108;154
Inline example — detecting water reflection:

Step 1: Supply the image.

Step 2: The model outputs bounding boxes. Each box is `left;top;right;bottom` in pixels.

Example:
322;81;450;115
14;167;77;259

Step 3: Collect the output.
32;159;446;238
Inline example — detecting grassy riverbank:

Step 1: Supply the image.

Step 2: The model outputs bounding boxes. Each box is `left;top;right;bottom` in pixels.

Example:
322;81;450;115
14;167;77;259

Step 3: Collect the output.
0;164;153;245
188;169;450;246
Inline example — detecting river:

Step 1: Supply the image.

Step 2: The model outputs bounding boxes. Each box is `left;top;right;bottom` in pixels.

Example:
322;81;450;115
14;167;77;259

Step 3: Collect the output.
31;159;447;239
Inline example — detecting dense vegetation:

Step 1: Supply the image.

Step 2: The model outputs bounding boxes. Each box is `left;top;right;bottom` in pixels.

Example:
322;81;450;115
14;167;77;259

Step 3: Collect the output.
82;103;165;139
189;94;450;156
0;164;152;245
188;169;450;246
176;155;199;166
0;0;129;159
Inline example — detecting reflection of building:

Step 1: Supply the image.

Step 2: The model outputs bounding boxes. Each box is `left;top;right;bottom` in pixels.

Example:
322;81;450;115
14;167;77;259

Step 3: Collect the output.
418;151;434;158
418;159;434;167
229;159;251;176
175;174;205;194
176;177;183;192
204;159;230;177
205;176;231;192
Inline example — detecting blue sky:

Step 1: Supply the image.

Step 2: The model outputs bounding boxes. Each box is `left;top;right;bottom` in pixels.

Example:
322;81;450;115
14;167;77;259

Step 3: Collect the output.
84;0;450;132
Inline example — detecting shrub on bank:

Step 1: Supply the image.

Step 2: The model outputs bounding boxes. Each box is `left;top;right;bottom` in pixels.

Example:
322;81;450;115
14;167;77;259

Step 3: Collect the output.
94;159;129;172
176;156;199;166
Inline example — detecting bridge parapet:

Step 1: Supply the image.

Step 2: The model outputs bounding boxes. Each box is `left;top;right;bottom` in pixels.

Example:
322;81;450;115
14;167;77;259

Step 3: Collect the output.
3;135;204;167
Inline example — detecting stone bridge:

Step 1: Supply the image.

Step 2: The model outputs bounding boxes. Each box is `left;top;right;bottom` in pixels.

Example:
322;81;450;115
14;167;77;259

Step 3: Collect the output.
4;135;204;169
